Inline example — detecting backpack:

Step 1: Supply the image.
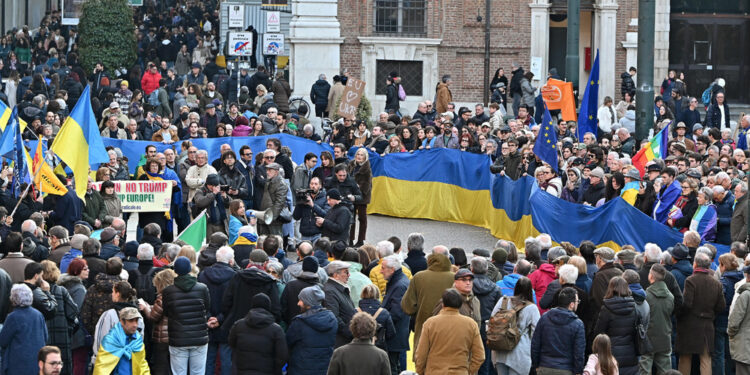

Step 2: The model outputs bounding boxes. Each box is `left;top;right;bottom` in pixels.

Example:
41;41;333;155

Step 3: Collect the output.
701;84;713;107
486;297;531;351
398;84;406;101
357;307;387;350
148;89;161;107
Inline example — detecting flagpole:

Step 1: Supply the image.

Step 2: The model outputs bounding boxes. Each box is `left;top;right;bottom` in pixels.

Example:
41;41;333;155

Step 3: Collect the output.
9;163;43;217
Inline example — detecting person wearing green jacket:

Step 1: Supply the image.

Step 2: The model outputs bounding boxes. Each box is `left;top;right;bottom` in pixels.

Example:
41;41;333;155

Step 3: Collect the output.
640;264;674;375
82;177;106;229
728;266;750;373
341;249;374;306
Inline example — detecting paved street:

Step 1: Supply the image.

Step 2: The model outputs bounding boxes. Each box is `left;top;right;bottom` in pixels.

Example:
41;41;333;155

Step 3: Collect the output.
363;214;500;253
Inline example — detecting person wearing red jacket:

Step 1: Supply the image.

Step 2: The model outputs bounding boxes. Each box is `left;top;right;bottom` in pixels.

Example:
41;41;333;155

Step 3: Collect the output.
141;62;162;95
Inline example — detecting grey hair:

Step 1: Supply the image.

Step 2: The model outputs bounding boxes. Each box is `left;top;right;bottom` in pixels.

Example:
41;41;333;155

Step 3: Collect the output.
21;219;36;233
470;257;488;275
266;260;284;276
216;246;234;264
407;233;424;252
660;251;674;266
381;255;401;271
376;241;394;258
708;145;720;154
525;237;542;257
263;149;278;157
536;233;552;249
558;264;579;284
644;243;662;261
696;246;713;259
137;243;154;260
737;181;748;194
196;150;208;158
432;245;449;255
486;139;498;148
699;187;714;202
165;244;181;261
694;253;712;269
10;283;33;307
318;74;326;80
712;185;726;195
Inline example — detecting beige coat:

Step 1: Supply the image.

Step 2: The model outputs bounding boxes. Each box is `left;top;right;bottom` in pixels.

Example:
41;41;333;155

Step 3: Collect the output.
327;82;345;114
415;307;485;375
185;163;217;202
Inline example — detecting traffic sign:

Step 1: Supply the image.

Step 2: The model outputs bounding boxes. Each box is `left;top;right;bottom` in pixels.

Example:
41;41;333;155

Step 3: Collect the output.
263;34;284;56
266;11;280;32
228;32;254;56
229;5;245;28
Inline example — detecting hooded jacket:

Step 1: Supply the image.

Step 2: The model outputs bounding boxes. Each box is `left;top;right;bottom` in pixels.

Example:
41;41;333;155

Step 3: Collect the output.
286;306;338;375
646;280;674;352
400;253;454;353
531;307;586;373
228;307;288;375
198;262;237;343
472;273;501;331
528;263;557;314
222;267;281;336
161;274;210;349
497;273;537;303
595;296;639;369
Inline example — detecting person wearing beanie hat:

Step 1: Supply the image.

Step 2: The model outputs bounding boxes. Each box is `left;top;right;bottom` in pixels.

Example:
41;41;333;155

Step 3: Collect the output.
582;167;606;206
228;291;288;374
315;188;352;244
286;285;338;374
161;255;213;374
122;240;140;272
281;251;325;325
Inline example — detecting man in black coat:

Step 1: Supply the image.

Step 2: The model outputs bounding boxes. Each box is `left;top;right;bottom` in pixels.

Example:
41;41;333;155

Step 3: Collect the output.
316;189;352;244
228;293;288;374
323;261;356;348
325;164;362;212
198;247;237;375
221;250;281;338
162;256;214;373
582;167;606;206
281;256;321;325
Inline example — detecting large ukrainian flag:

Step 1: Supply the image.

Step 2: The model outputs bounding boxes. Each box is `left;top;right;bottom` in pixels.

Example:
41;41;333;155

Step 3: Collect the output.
367;148;728;255
50;85;109;198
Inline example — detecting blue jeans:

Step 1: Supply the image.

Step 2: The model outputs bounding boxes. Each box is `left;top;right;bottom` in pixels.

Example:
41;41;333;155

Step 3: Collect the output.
169;344;208;375
205;342;232;375
714;326;735;375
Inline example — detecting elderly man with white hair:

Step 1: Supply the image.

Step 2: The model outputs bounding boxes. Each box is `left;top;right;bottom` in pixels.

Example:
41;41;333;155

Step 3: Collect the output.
370;240;413;296
638;242;685;312
713;184;735;245
539;264;588;319
20;219;48;262
732;181;748;243
185;149;218;202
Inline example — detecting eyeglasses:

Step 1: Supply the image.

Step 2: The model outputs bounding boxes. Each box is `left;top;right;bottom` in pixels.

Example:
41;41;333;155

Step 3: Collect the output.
681;185;690;189
264;156;275;160
243;153;252;157
46;361;63;367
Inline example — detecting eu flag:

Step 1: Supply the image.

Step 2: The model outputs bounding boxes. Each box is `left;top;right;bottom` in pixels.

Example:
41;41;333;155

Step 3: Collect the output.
577;49;600;142
535;104;559;172
0;107;29;197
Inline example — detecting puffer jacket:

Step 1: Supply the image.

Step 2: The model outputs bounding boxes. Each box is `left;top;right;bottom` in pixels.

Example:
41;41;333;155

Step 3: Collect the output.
594;296;638;370
229;306;288;375
145;294;169;344
310;79;331;106
717;270;744;329
80;273;119;335
531;307;586;373
198;262;237;343
162;274;210;347
286;306;338;375
222;267;281;337
357;298;396;352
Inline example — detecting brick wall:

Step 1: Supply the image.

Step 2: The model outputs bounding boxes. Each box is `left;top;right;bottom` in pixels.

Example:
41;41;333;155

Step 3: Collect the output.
337;0;637;105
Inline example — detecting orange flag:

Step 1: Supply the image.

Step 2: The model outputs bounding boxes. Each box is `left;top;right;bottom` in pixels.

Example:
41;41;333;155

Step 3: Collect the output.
30;138;67;196
541;78;576;121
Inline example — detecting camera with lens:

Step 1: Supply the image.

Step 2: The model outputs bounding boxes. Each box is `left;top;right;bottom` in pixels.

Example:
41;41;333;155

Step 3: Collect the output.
295;188;314;203
220;185;230;192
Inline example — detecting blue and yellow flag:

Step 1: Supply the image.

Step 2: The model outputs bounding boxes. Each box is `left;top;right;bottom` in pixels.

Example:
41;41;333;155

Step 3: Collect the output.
0;100;28;132
50;86;109;199
534;104;559;172
577;50;600;141
0;107;29;197
620;181;639;205
93;322;149;375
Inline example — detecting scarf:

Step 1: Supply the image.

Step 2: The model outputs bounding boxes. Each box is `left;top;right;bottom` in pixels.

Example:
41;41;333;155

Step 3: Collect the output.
145;171;171;220
93;323;147;375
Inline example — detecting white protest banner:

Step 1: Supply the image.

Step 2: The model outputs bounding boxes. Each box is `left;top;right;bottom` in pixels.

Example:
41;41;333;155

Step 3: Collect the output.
92;180;173;212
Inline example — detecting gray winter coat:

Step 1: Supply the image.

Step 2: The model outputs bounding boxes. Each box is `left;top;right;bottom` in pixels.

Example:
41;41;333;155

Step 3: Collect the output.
520;78;536;107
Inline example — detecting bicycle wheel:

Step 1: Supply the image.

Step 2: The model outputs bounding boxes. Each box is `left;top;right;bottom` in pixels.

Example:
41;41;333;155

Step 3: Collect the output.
289;97;311;118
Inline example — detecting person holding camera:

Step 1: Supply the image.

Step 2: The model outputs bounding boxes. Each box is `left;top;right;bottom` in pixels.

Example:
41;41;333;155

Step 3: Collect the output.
315;189;352;244
193;173;228;237
218;150;248;202
293;177;330;243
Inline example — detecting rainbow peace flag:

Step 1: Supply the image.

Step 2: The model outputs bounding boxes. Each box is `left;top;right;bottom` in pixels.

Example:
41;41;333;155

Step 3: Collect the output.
632;122;671;176
690;204;718;242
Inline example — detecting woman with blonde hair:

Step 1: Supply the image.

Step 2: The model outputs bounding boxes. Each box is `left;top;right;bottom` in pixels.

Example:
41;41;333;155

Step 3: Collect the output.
357;284;396;351
178;246;199;276
253;84;269;113
349;148;372;246
140;269;177;375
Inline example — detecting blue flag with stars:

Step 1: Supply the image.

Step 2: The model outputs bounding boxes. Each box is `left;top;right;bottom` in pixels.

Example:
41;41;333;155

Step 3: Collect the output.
577;49;600;142
535;103;559;172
